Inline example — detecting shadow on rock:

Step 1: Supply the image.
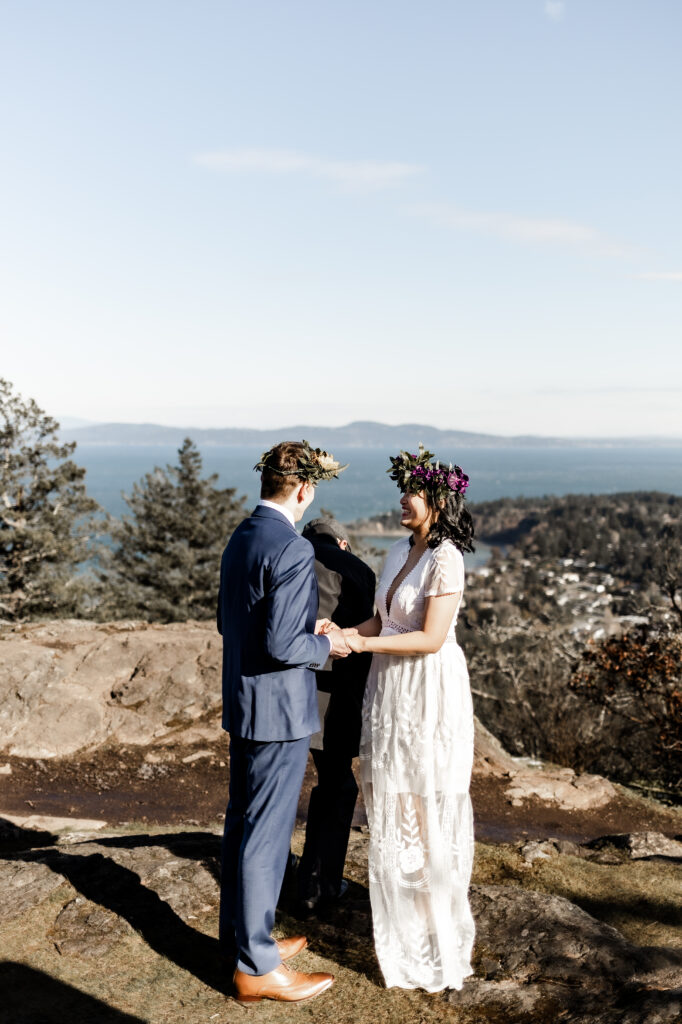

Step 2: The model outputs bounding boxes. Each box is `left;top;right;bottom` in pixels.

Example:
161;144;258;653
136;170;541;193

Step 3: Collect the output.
576;892;682;931
8;831;381;994
82;829;380;979
0;816;57;853
14;845;229;995
0;963;146;1024
92;829;223;885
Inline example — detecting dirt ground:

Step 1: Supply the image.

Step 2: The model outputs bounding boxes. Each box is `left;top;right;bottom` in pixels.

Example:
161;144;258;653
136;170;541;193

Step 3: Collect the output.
1;738;680;844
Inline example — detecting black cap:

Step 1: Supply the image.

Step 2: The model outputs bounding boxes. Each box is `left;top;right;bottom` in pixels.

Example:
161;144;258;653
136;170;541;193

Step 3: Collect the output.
302;517;351;549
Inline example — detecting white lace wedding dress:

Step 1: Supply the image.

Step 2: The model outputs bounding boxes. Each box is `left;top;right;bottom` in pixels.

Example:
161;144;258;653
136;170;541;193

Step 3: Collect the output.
359;537;475;992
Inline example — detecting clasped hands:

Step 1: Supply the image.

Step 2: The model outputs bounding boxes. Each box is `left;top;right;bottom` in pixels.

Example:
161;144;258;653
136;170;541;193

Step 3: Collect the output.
315;619;364;658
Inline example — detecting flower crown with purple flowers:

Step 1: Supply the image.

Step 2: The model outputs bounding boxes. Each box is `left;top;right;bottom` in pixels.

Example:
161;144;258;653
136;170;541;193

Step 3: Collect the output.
387;443;469;503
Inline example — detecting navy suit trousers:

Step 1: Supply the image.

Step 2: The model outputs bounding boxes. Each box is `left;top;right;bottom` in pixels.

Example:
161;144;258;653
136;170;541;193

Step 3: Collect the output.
220;734;310;975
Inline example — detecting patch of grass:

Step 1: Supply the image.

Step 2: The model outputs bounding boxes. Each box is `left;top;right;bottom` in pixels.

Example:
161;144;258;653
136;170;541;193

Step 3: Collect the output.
473;842;682;949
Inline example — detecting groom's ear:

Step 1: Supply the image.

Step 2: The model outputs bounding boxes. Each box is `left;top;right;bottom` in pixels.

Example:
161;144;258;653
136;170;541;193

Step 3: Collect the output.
299;480;316;503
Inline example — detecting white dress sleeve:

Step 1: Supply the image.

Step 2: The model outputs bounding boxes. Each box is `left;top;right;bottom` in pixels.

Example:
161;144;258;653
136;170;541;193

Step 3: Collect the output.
424;541;465;597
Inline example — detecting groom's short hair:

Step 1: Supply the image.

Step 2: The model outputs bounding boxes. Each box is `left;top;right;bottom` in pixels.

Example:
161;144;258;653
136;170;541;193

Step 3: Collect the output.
260;441;309;500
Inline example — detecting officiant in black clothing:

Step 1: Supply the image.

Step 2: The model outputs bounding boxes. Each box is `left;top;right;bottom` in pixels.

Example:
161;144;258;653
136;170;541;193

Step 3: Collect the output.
296;517;376;914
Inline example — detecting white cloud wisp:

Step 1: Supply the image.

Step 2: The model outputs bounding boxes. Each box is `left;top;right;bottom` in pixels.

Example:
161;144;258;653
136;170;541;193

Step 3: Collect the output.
544;2;565;21
194;148;423;191
638;271;682;281
408;202;633;257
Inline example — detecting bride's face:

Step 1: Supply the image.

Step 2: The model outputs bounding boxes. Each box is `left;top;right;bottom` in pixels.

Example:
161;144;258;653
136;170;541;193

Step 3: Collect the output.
399;490;435;532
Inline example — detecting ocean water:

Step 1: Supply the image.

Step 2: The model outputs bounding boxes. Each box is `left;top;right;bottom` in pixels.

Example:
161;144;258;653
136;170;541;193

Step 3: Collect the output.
75;444;681;574
76;444;682;523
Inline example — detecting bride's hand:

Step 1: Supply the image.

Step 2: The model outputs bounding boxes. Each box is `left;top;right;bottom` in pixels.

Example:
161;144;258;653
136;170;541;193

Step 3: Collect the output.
346;633;367;654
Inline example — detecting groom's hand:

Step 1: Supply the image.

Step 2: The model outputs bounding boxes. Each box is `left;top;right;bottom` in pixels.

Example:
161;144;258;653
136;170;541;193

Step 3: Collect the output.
315;618;333;634
327;628;351;659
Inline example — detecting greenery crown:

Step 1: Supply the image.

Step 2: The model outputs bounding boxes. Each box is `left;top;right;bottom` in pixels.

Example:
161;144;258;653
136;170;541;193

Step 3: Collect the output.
387;443;469;502
254;439;347;482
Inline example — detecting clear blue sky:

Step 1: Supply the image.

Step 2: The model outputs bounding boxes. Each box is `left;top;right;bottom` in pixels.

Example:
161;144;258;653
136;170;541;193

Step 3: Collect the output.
2;0;681;437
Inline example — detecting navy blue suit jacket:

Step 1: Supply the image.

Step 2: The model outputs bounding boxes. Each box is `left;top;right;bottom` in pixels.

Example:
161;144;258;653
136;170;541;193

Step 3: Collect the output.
217;504;330;742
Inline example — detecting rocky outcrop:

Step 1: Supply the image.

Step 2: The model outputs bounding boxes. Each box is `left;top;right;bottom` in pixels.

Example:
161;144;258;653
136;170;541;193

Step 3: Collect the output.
505;763;618;811
0;855;65;922
0;623;621;817
584;831;682;861
472;720;620;812
519;831;682;867
0;620;628;822
0;621;523;766
0;620;221;757
452;885;682;1022
51;896;133;958
473;717;518;776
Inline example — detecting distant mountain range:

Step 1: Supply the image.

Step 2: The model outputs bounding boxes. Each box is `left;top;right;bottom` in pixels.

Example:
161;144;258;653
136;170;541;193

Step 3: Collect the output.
57;416;99;430
59;420;682;449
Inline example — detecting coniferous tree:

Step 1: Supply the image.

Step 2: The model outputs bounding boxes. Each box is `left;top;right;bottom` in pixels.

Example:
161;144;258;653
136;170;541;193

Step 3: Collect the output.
100;438;246;621
0;378;100;620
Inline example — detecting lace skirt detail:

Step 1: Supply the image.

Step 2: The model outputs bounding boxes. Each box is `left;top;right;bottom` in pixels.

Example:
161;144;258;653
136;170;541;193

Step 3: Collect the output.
359;642;475;991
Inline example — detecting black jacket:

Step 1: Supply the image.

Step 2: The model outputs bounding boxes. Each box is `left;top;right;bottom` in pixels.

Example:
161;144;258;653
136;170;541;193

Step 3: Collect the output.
305;527;376;758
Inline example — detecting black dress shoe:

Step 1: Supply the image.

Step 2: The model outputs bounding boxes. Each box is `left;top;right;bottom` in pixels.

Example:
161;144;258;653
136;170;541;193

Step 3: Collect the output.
333;879;349;901
294;895;318;920
320;879;349;904
296;879;349;918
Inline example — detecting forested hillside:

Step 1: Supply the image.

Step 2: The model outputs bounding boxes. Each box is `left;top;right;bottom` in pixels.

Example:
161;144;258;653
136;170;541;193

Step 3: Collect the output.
473;491;682;586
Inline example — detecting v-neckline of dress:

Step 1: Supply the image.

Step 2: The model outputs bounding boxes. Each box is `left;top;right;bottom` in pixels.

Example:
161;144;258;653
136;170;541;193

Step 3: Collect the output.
386;541;430;618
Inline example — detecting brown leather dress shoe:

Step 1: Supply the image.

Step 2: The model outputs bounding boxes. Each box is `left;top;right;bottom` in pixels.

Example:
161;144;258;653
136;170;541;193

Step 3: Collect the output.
233;963;334;1003
276;935;307;960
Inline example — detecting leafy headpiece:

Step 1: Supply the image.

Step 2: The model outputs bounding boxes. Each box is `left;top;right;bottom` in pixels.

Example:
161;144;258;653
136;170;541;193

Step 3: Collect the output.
388;443;469;503
254;440;347;482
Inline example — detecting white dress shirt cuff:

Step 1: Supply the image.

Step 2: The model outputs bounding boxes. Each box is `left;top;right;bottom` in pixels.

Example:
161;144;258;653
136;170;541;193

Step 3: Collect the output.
309;632;333;669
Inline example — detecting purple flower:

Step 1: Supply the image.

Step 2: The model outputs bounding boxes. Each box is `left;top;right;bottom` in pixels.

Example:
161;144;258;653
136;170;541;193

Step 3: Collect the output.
446;469;470;493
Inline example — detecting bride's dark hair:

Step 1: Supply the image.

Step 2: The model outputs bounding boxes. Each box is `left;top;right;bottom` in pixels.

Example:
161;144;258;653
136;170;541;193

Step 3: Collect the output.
424;490;475;553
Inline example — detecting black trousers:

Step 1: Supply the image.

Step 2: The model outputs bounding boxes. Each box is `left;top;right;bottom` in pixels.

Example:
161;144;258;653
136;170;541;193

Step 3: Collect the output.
297;746;358;902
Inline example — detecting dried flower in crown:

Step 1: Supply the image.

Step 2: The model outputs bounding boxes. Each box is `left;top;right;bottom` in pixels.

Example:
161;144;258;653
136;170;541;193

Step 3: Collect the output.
387;443;469;503
254;440;347;482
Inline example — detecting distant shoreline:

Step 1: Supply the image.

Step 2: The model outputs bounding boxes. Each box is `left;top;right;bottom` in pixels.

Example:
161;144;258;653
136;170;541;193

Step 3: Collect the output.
60;419;682;450
352;527;403;537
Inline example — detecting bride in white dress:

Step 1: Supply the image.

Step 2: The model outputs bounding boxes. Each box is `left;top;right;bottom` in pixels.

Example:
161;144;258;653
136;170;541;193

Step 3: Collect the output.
346;446;476;993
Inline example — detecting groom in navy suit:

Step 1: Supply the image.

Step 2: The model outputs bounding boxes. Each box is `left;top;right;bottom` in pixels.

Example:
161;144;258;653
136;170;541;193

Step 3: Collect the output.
217;440;350;1004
